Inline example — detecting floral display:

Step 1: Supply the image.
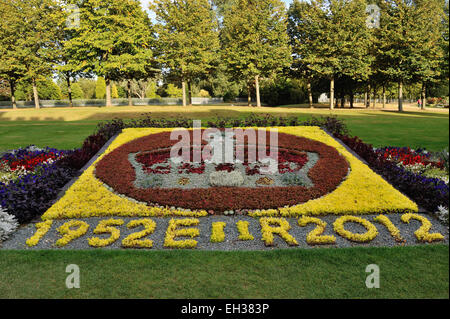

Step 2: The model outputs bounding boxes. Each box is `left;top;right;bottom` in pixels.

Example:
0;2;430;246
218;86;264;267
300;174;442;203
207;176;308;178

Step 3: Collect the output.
122;219;156;248
0;115;448;251
55;220;90;247
164;218;200;249
88;219;124;248
19;213;446;249
210;222;226;243
236;221;254;241
0;205;18;242
333;216;379;243
298;216;336;245
401;213;445;243
41;127;417;220
373;215;404;243
259;217;299;247
26;220;53;247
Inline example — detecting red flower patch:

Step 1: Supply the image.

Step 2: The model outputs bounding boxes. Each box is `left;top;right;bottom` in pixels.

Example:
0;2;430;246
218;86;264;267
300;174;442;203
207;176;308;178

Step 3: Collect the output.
95;130;350;212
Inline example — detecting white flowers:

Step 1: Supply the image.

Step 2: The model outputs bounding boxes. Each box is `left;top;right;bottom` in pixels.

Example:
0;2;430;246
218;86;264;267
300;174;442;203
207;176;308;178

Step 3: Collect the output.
0;206;19;242
435;206;449;225
209;170;244;187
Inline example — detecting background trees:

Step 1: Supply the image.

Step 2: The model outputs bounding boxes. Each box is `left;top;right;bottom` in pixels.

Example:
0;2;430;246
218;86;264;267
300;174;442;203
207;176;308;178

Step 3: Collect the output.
152;0;219;106
0;0;448;110
221;0;291;107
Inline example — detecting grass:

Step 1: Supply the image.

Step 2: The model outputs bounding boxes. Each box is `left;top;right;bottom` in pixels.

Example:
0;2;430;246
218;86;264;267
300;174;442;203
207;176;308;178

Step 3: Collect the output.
0;245;448;299
0;105;448;151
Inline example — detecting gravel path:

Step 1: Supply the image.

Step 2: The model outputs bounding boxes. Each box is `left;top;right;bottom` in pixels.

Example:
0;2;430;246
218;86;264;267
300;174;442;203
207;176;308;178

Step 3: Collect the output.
1;213;448;250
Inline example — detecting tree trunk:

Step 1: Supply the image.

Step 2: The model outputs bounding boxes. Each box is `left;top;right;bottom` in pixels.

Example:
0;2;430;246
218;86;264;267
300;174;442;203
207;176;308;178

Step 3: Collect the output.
127;80;132;107
364;90;368;109
32;78;40;109
247;83;252;107
398;80;403;112
182;81;187;107
307;79;313;108
9;80;17;109
372;86;376;108
66;76;73;108
105;78;112;107
340;90;345;109
366;84;371;108
329;77;335;110
382;85;386;109
421;82;426;109
255;75;261;107
187;81;193;106
350;91;354;108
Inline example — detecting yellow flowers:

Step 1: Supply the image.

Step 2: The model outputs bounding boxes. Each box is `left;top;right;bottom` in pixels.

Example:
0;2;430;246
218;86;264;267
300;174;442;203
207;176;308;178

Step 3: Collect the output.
236;221;254;241
88;219;124;248
249;127;418;217
333;216;379;243
26;220;53;247
55;220;89;247
298;216;336;245
122;219;156;249
401;213;445;243
210;222;226;243
164;218;200;249
260;217;298;247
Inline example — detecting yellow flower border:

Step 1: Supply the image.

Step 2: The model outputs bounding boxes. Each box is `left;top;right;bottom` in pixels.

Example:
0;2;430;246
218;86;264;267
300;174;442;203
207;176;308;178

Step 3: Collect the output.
401;213;445;243
333;216;379;242
41;127;418;220
210;222;226;243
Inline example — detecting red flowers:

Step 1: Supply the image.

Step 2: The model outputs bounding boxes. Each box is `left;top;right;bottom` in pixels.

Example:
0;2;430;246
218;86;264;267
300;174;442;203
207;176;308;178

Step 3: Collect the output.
9;152;60;171
378;147;443;168
95;130;350;212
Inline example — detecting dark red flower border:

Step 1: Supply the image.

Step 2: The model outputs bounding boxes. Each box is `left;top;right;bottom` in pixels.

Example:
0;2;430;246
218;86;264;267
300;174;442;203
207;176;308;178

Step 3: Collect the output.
95;130;350;212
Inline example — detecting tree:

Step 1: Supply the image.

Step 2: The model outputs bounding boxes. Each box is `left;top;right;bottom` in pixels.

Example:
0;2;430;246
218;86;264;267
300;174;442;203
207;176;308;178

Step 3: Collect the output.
410;0;446;109
292;0;372;110
376;0;434;111
0;0;60;109
95;77;107;99
152;0;220;106
221;0;291;107
288;0;321;108
64;0;156;107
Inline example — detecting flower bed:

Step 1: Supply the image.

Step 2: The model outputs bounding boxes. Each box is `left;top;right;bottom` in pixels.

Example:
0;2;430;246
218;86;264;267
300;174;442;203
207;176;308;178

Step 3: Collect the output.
40;126;417;220
0;115;448;250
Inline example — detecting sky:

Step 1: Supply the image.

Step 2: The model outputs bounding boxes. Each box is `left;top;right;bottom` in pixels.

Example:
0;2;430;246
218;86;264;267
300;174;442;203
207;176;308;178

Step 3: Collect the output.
140;0;294;17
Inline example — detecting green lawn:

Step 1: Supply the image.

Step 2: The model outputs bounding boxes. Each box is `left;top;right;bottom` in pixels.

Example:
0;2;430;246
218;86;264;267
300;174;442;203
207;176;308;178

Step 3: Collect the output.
0;106;448;151
0;245;448;299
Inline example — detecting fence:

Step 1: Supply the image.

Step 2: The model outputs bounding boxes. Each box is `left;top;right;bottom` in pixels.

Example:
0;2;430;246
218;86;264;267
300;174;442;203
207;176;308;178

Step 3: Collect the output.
0;97;224;109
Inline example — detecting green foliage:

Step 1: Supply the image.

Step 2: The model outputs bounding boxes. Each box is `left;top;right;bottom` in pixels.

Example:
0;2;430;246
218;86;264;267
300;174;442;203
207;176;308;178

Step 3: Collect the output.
63;0;155;85
260;77;308;106
111;83;119;99
15;78;62;101
95;77;106;99
221;0;292;83
145;81;160;99
153;0;219;83
165;84;183;98
78;78;97;99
